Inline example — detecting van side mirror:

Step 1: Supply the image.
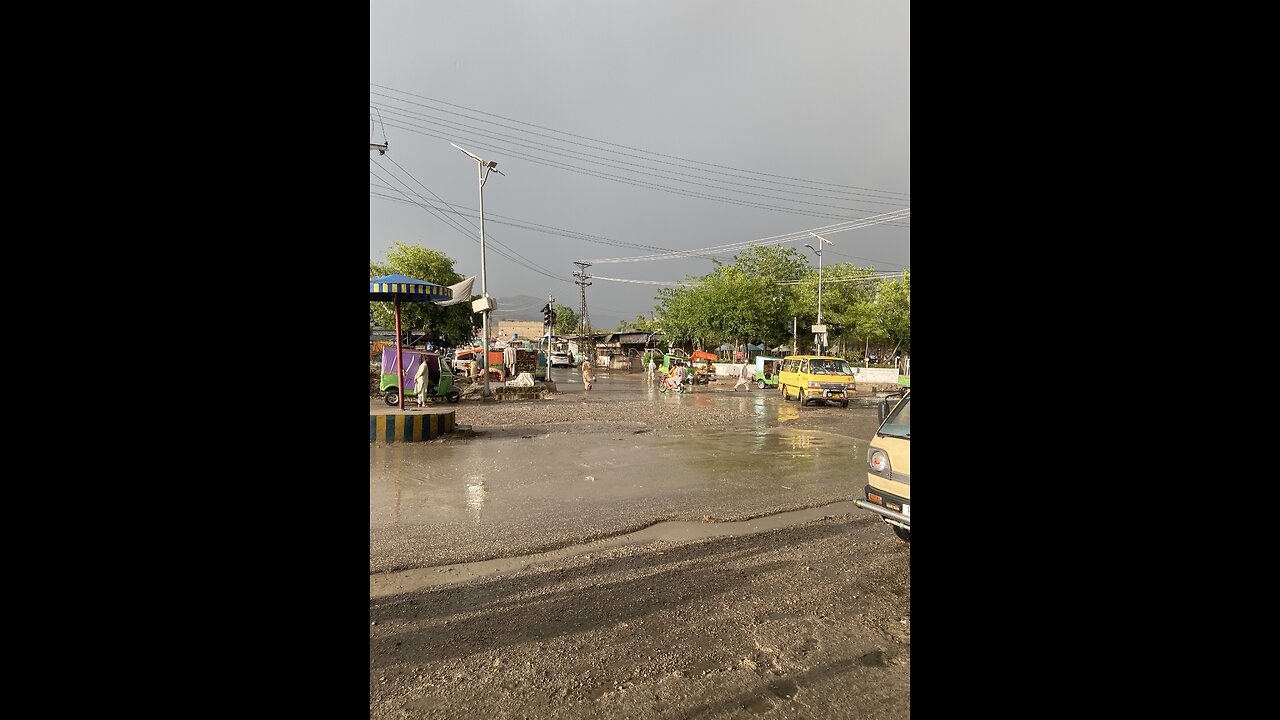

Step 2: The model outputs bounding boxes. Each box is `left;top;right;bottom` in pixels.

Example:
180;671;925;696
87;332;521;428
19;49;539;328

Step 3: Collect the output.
877;397;890;422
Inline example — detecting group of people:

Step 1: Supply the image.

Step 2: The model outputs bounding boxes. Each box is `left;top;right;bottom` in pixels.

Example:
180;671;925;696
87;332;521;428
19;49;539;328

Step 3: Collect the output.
660;361;689;392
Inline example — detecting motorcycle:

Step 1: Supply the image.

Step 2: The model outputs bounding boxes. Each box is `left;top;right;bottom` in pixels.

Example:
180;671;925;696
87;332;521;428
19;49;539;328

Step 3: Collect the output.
660;369;692;394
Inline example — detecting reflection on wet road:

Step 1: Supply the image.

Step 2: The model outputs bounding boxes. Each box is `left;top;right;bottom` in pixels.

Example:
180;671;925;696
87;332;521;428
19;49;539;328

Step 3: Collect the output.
370;371;886;571
371;422;873;530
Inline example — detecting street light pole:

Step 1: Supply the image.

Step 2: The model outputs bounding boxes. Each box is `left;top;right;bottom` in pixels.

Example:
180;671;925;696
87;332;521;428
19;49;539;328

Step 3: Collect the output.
805;232;834;354
452;143;505;397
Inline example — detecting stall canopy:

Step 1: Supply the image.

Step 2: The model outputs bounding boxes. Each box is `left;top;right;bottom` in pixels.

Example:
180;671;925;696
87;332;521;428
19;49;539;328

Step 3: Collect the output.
369;274;452;410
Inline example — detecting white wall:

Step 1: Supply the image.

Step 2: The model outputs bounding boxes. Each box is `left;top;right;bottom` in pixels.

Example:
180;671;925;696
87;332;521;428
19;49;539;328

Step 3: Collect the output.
851;367;901;384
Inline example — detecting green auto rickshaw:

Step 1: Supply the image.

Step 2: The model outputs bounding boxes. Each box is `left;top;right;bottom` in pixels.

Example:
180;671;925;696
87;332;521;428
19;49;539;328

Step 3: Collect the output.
754;355;783;389
380;349;460;405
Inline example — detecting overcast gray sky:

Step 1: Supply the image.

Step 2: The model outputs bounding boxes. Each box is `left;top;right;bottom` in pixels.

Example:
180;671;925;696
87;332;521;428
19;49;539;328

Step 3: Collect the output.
370;0;910;329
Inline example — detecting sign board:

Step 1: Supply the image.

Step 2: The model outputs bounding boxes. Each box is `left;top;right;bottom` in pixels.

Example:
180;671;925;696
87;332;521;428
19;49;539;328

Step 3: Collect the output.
811;324;826;334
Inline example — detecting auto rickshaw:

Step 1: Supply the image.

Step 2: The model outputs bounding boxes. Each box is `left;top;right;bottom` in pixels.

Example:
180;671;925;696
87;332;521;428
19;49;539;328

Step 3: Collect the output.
753;355;782;389
380;349;460;405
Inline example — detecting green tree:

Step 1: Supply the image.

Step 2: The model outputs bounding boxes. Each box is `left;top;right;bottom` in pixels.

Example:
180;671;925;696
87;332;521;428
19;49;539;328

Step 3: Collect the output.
647;244;908;359
723;244;809;285
724;245;808;349
370;242;477;347
617;314;656;332
870;271;910;355
552;303;579;336
792;262;878;352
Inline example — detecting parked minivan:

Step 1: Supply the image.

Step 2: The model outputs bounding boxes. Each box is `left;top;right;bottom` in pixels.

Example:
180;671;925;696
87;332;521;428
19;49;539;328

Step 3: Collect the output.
854;388;910;541
777;355;856;408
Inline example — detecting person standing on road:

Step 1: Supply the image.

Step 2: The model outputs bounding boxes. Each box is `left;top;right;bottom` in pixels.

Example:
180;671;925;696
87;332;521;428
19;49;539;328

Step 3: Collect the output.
581;358;595;391
734;360;753;391
647;356;656;383
413;356;431;407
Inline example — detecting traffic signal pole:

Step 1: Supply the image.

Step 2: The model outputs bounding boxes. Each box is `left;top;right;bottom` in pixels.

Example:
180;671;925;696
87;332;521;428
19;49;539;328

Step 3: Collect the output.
542;294;556;381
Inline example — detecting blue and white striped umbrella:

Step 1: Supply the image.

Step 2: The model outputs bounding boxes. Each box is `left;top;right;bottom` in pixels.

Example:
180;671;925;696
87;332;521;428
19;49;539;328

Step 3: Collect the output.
370;274;453;410
369;274;453;302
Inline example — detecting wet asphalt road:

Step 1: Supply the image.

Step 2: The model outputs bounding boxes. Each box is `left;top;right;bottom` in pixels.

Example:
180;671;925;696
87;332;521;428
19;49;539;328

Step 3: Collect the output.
370;368;886;573
370;369;909;718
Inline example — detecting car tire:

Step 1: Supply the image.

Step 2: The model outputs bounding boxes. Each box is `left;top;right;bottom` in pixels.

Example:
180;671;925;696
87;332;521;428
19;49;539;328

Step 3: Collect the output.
798;389;807;406
841;399;849;409
893;526;911;542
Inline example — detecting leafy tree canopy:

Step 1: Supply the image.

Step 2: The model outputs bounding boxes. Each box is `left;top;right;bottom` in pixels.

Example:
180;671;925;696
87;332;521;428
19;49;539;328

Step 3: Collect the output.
370;242;477;347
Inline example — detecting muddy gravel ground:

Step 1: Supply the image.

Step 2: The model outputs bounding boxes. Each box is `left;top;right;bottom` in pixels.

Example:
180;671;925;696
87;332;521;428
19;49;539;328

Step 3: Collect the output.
370;515;909;719
371;373;909;717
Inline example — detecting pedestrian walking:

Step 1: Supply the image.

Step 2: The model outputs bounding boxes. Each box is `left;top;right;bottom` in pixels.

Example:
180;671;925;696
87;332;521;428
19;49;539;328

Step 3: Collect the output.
581;358;595;391
647;356;657;383
733;360;753;391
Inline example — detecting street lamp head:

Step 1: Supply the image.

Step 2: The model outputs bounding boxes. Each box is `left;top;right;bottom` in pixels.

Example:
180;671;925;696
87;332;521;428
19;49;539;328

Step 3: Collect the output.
487;161;498;169
451;142;484;164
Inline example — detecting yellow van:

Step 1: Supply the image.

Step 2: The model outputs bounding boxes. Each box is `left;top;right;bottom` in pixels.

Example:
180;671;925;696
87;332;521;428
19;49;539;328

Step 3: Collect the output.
777;355;856;408
854;388;911;542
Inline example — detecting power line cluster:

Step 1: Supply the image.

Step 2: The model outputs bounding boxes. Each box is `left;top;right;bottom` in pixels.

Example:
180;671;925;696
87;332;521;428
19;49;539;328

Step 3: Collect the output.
369;155;573;284
369;83;911;225
586;209;909;265
368;82;910;304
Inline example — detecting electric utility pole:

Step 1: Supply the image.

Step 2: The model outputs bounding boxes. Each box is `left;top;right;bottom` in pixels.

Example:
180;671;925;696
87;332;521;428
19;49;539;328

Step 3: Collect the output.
573;262;593;365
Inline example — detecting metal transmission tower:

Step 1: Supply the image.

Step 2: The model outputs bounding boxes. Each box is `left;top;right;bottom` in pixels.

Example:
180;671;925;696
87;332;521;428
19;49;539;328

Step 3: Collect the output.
573;262;593;364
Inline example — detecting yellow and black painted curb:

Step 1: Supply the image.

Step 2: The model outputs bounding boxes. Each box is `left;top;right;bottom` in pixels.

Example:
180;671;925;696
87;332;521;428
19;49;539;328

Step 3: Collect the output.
369;411;456;443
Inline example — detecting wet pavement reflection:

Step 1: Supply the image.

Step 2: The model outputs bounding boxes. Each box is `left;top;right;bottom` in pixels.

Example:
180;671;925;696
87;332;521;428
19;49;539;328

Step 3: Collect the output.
371;369;886;570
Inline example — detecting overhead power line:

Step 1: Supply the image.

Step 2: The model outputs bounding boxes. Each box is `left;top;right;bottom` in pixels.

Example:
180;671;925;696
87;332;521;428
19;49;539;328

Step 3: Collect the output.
369;158;573;284
370;99;909;208
378;118;901;223
369;182;697;258
371;183;908;269
586;209;909;264
370;83;910;198
380;154;566;281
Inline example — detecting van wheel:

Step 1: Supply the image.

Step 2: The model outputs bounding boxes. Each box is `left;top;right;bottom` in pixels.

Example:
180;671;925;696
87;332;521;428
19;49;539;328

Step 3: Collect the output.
383;389;400;406
798;389;807;406
893;526;911;542
841;399;849;409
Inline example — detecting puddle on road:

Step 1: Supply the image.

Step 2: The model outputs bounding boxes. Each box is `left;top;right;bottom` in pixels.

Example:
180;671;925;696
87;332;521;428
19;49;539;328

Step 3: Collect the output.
371;421;879;532
369;501;856;597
